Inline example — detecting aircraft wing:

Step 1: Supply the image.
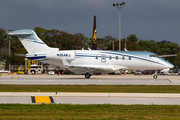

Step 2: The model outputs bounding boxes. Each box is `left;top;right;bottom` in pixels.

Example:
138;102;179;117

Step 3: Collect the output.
60;57;127;74
159;54;177;57
68;64;127;74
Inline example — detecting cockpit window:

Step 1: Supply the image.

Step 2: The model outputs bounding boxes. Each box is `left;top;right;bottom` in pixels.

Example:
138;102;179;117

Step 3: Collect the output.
150;55;155;57
149;54;159;58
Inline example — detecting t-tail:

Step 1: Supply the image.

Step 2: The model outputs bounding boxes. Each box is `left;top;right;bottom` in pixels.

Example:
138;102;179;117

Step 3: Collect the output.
7;29;59;54
92;15;97;50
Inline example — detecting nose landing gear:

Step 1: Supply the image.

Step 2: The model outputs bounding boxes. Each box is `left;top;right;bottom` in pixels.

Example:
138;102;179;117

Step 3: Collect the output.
153;75;157;79
153;70;158;79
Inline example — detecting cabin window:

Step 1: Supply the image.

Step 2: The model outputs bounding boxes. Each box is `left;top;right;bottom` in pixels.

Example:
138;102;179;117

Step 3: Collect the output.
109;56;112;60
95;56;98;59
122;56;125;60
116;56;118;60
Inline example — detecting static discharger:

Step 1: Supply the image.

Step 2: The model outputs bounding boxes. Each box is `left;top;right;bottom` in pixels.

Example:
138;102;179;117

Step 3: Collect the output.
31;96;54;103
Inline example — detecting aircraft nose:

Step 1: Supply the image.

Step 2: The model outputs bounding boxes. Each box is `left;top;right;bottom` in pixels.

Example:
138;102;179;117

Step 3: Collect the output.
167;63;174;68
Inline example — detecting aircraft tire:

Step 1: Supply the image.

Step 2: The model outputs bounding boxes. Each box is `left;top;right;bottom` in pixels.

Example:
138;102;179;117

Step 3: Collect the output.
153;75;157;79
85;73;91;79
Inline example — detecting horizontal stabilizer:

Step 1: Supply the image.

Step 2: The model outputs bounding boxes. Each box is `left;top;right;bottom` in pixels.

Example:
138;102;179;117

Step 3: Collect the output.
61;58;71;67
7;32;32;36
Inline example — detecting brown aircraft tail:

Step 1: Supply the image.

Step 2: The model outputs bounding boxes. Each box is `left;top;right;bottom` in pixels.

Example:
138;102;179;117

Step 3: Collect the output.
92;15;97;50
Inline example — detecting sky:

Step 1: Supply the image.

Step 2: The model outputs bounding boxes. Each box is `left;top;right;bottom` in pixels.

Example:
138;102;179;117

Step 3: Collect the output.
1;0;180;45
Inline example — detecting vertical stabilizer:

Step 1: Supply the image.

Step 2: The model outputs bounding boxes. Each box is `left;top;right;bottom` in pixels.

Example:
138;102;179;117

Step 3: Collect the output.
7;29;59;53
92;16;97;50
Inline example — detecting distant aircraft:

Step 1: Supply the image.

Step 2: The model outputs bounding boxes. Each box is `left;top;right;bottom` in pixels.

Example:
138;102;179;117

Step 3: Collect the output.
7;29;174;79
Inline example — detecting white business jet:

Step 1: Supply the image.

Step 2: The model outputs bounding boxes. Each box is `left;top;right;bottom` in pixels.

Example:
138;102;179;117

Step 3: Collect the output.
7;29;174;79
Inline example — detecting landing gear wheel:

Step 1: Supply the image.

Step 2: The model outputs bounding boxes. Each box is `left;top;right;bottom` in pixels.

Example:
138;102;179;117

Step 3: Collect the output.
153;75;157;79
85;73;91;79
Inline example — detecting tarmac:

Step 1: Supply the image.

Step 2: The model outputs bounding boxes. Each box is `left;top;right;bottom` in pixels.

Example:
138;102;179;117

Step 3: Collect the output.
1;92;180;105
0;74;180;104
0;73;180;85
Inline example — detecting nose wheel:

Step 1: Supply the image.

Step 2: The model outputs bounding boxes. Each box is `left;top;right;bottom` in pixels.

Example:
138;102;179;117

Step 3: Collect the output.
153;71;158;79
153;75;157;79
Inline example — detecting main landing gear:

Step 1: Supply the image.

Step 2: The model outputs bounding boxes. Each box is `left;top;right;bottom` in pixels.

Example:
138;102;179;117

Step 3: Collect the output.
85;73;91;79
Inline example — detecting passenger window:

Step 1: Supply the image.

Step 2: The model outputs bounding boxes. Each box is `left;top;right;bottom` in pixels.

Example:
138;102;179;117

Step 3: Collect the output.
116;56;118;60
109;56;112;60
122;56;125;60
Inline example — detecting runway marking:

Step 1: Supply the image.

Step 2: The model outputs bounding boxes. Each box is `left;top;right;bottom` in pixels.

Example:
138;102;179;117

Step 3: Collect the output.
11;77;19;78
99;79;103;82
167;79;172;83
31;96;54;103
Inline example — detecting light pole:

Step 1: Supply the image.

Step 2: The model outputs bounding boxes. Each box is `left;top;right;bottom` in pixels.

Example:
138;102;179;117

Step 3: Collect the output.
113;2;125;51
124;38;127;51
8;36;11;73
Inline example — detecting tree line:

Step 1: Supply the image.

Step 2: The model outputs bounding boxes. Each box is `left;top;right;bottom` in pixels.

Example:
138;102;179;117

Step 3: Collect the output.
0;27;180;67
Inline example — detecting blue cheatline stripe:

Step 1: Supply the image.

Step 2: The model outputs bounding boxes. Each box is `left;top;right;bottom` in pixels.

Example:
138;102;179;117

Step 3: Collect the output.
27;40;45;44
26;56;46;60
26;54;46;57
76;53;164;65
76;55;96;58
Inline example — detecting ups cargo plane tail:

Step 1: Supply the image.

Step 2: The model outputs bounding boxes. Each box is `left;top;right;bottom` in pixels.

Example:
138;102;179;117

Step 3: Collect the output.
7;29;174;79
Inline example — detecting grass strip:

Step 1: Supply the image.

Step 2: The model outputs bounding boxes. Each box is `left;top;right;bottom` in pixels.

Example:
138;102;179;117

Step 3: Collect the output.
0;85;180;93
0;104;180;119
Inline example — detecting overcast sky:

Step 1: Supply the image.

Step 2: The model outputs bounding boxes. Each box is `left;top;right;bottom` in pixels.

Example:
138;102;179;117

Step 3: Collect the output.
1;0;180;45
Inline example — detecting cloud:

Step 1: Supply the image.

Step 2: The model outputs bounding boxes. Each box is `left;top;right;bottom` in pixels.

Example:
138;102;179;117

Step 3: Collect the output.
0;0;180;45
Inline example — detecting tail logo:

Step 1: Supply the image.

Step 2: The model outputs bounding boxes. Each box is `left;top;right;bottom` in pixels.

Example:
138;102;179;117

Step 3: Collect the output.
93;29;97;44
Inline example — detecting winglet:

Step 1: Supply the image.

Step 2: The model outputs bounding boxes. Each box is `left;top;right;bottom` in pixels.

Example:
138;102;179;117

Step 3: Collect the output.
61;58;71;67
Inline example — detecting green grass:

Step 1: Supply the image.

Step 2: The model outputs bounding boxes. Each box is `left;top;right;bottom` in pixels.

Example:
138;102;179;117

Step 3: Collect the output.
0;84;180;93
0;104;180;119
1;85;180;119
